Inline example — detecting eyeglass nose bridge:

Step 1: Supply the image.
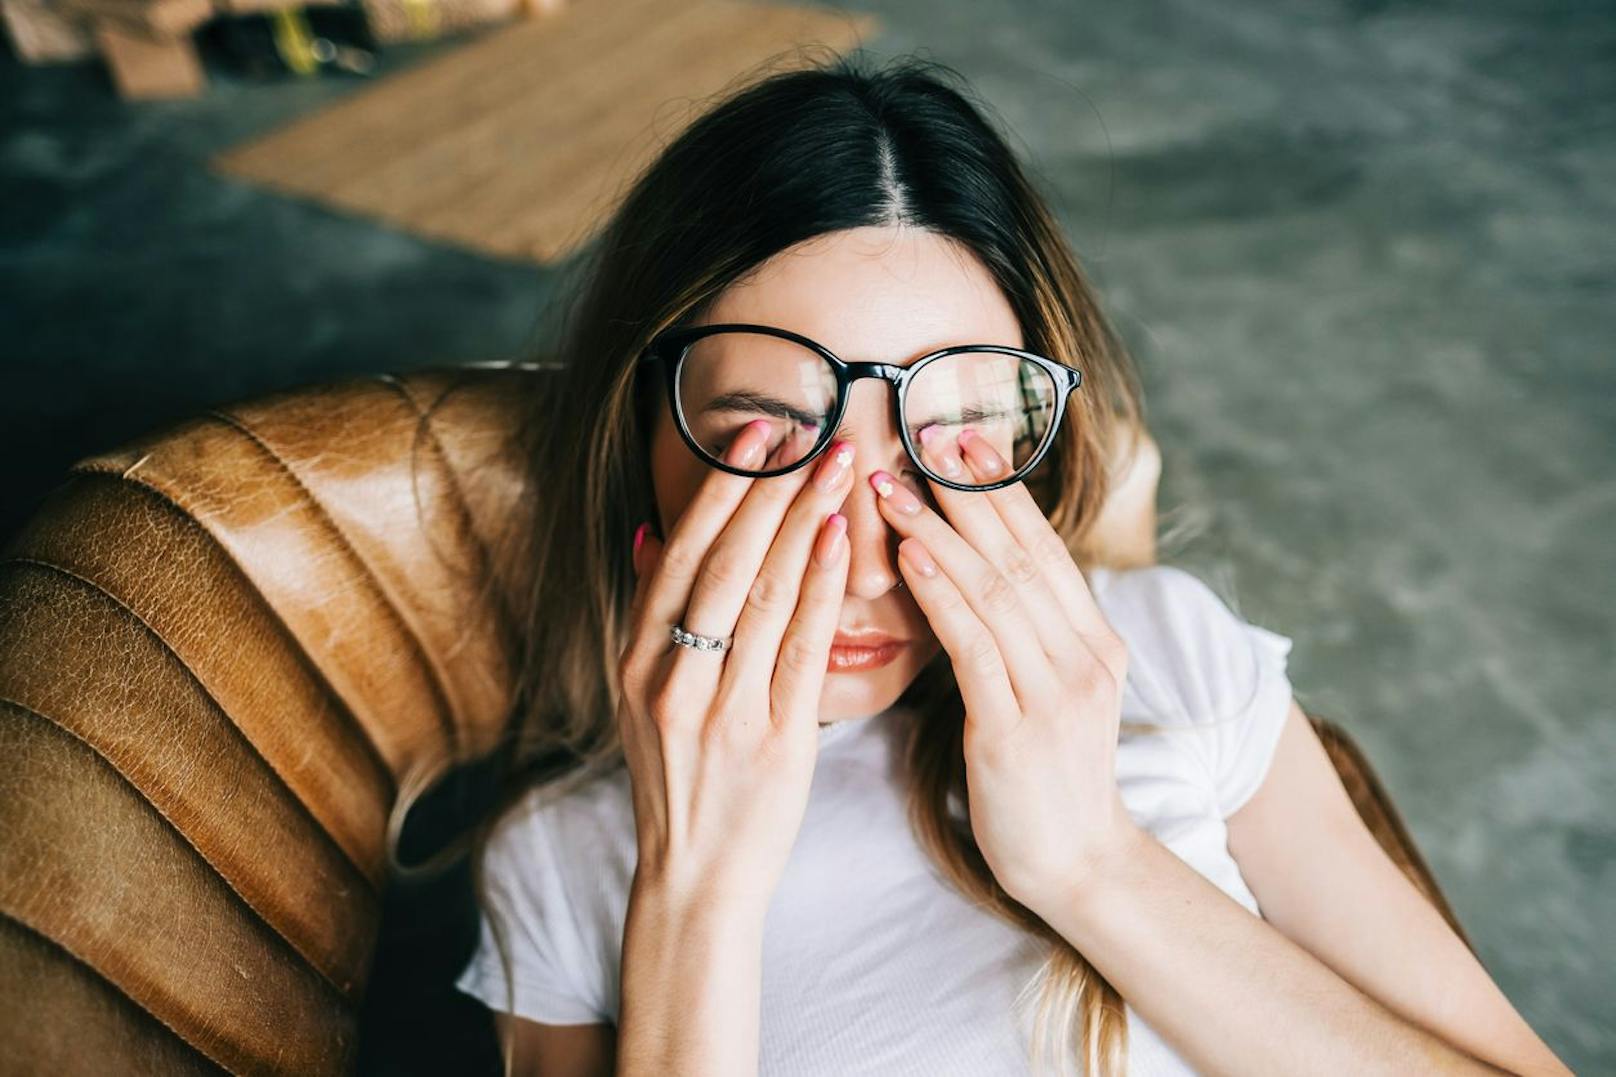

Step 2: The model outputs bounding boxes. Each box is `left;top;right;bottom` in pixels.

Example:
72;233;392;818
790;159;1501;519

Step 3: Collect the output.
842;360;911;384
824;358;988;486
836;360;913;415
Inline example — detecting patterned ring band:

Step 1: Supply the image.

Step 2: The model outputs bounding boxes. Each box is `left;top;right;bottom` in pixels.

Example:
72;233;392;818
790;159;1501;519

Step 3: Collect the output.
671;623;733;653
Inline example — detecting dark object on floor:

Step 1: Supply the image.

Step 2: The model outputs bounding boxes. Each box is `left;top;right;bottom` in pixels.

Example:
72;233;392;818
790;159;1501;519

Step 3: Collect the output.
197;2;377;79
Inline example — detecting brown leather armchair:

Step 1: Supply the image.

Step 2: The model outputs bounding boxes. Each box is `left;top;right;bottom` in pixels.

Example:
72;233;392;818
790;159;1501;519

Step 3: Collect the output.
0;364;1472;1074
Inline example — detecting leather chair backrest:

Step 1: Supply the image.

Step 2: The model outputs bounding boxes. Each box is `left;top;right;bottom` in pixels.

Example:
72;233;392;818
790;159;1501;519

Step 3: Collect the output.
0;364;547;1075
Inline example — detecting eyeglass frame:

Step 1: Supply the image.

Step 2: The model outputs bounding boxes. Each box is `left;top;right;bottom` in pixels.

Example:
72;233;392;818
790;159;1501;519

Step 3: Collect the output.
638;322;1083;494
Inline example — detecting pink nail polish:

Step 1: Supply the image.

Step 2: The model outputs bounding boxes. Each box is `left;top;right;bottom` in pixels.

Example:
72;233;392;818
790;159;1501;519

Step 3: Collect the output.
633;522;648;554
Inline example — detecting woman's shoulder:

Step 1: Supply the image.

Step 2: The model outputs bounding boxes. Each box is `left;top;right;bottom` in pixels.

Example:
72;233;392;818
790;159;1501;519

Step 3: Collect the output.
1086;562;1294;730
474;761;637;935
463;762;636;1022
1088;562;1298;819
483;762;634;871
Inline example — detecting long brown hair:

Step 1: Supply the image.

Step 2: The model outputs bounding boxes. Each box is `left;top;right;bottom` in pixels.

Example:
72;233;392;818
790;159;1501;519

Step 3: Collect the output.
414;46;1170;1076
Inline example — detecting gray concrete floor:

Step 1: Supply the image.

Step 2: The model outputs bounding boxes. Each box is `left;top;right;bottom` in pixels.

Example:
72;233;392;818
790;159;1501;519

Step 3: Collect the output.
2;0;1610;1071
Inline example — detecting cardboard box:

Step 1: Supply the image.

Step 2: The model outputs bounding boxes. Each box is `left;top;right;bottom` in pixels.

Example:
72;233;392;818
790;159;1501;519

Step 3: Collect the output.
1;0;95;62
93;16;205;97
61;0;212;36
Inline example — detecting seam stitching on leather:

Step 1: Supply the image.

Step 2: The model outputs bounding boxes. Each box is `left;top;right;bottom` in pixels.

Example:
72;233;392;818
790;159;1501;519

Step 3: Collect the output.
4;485;394;886
0;693;360;1010
2;551;383;905
375;371;523;744
377;370;525;653
60;462;400;802
0;565;374;996
0;904;237;1076
204;407;463;766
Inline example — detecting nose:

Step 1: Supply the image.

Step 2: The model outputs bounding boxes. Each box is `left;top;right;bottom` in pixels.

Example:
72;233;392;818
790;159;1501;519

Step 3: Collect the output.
825;382;929;600
836;462;905;599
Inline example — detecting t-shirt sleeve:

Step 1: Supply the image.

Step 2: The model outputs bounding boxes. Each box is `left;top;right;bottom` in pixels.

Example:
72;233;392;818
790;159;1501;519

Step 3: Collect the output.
453;796;609;1025
1115;565;1298;819
1206;618;1296;818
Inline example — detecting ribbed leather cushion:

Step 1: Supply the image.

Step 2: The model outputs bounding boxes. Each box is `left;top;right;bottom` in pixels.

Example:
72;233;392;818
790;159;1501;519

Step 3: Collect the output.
0;364;540;1075
0;362;1468;1074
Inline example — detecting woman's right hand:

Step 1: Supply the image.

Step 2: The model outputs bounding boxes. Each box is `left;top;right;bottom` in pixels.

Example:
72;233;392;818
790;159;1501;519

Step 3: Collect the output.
618;417;856;913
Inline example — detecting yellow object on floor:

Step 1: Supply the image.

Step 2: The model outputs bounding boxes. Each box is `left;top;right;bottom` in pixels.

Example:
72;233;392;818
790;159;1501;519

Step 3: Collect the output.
270;6;320;75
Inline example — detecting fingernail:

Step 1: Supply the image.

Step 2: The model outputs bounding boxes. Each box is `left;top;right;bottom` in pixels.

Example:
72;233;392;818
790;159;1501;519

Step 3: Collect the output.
958;427;1006;477
870;470;922;514
732;419;770;466
815;440;854;490
814;513;847;567
900;539;938;577
633;522;648;554
919;424;964;478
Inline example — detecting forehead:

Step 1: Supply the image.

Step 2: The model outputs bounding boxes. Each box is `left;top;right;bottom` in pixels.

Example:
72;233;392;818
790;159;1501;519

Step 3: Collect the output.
699;225;1024;362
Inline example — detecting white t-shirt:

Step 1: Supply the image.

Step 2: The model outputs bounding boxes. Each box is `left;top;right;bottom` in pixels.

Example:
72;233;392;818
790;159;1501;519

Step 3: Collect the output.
454;563;1297;1075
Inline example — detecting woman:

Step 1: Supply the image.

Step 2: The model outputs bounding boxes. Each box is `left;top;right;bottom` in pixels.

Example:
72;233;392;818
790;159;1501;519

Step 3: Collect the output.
449;50;1566;1077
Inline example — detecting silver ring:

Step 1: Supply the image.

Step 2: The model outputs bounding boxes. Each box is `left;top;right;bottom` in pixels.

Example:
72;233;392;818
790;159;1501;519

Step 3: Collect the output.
671;623;732;653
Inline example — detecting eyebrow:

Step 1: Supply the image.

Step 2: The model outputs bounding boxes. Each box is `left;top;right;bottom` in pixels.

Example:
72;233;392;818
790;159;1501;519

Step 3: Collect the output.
698;391;1017;431
908;402;1017;429
698;391;824;427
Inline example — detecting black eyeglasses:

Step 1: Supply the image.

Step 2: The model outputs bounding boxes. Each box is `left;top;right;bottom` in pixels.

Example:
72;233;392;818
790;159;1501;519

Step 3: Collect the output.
639;323;1082;493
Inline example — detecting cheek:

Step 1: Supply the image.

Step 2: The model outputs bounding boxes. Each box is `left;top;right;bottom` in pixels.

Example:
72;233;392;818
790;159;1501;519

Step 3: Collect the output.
649;410;704;535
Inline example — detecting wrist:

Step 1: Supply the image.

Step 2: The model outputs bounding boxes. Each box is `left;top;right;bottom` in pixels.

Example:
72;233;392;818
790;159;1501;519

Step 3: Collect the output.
627;865;771;935
619;868;768;1075
1025;818;1151;917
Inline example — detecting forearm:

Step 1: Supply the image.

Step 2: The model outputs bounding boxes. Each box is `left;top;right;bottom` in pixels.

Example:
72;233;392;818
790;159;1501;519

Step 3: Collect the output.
615;873;765;1076
1039;826;1512;1077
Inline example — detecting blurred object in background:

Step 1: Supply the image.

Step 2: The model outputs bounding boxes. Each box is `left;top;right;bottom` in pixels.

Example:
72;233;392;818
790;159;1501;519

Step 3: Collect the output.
0;0;561;98
197;2;378;80
358;0;555;46
0;0;94;62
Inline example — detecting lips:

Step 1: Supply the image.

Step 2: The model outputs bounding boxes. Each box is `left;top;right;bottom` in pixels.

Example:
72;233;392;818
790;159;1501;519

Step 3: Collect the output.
831;630;907;649
826;637;908;673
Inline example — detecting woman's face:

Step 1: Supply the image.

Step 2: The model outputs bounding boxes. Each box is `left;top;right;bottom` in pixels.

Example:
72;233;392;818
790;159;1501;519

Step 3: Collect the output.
648;224;1026;724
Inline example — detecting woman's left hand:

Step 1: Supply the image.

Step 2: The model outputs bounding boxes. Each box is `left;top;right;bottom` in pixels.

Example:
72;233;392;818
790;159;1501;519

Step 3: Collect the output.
870;424;1146;914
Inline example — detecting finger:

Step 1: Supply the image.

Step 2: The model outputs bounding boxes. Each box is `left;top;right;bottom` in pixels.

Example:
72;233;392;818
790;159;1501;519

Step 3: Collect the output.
626;417;775;676
953;425;1126;679
767;510;851;729
892;534;1022;735
681;421;820;641
916;424;1090;673
723;438;857;700
668;423;823;703
870;466;1063;712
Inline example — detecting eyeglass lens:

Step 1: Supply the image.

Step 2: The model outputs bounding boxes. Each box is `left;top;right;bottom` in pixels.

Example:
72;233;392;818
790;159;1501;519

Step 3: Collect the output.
674;330;1058;487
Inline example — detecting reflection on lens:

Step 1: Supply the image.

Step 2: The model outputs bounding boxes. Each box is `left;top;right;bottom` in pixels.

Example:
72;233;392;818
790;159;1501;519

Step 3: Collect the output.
677;332;835;472
906;350;1056;483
